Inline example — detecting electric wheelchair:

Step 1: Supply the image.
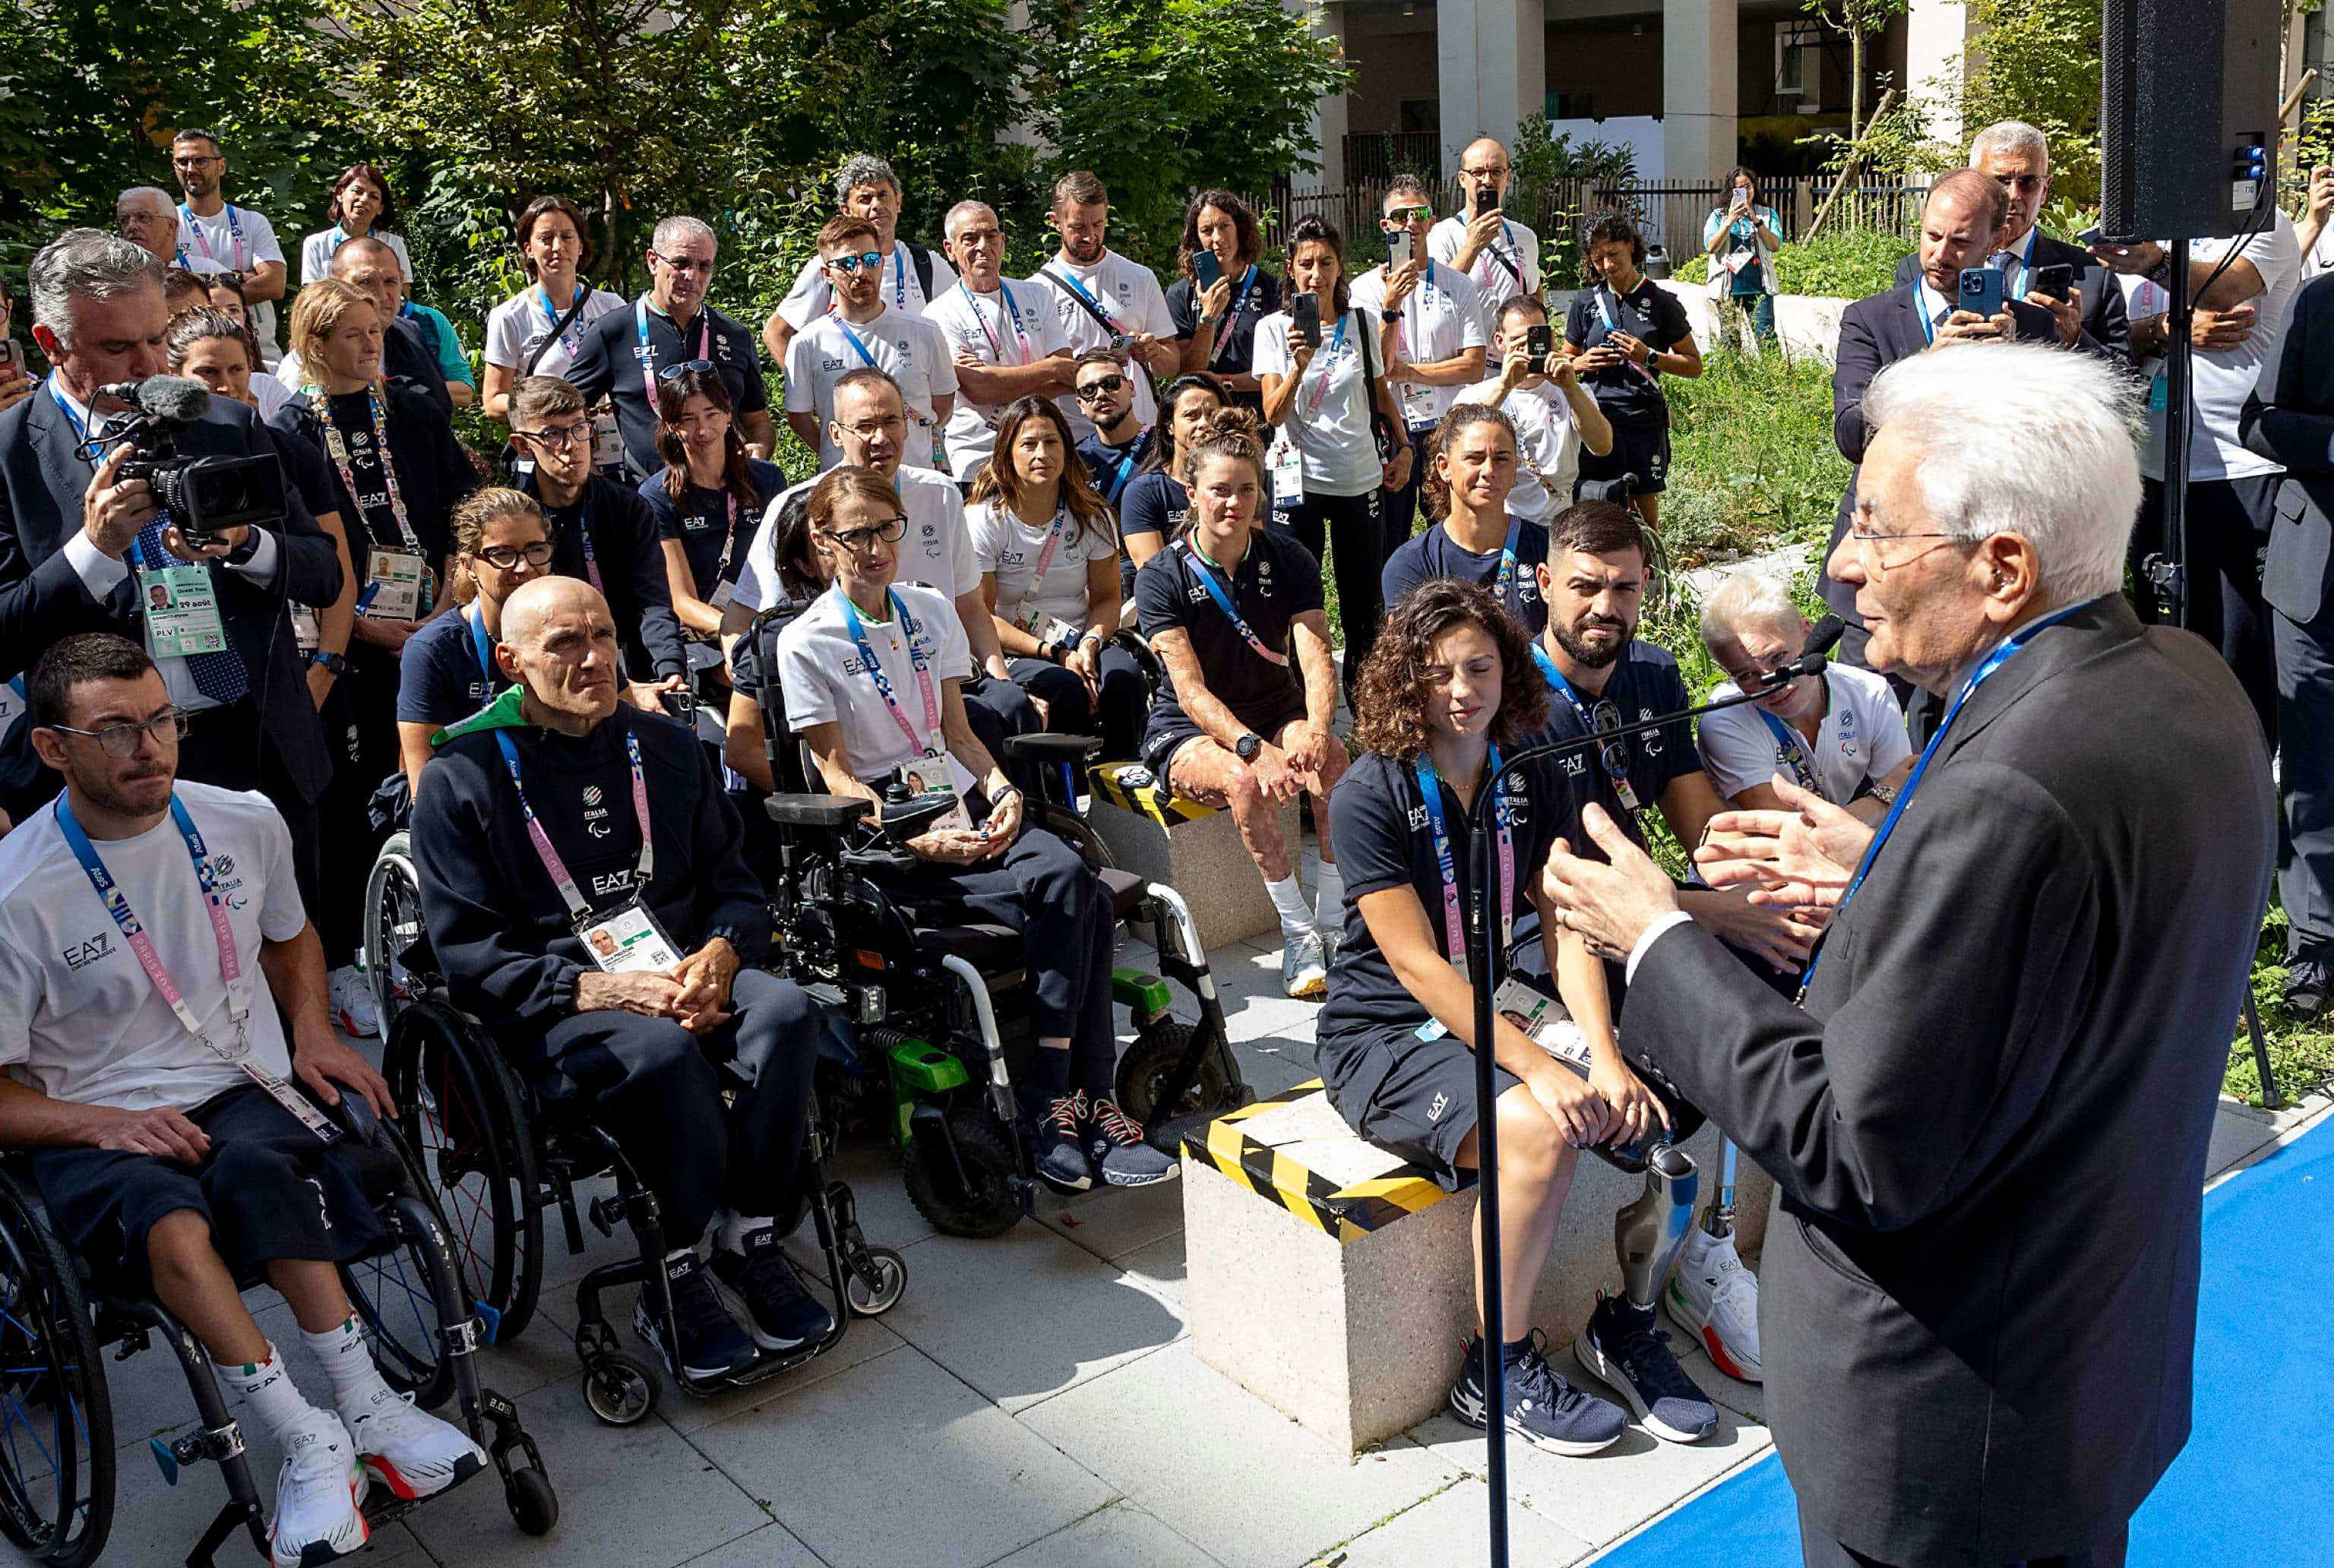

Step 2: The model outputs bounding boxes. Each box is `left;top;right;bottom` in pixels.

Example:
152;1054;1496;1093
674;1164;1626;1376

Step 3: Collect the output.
0;1089;555;1568
360;832;908;1428
738;603;1254;1240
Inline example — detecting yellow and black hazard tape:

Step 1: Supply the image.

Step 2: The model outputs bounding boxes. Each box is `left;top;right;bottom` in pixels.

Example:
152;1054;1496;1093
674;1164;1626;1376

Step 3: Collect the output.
1091;762;1219;828
1181;1080;1452;1244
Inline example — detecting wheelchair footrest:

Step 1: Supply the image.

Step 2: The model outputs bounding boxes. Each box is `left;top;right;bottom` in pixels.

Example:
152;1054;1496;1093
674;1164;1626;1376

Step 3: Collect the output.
151;1420;245;1486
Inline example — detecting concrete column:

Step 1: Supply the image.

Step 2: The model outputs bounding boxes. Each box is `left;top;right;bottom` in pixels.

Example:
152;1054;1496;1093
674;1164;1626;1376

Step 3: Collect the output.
1301;1;1350;189
1903;0;1969;147
1662;0;1738;186
1441;0;1545;177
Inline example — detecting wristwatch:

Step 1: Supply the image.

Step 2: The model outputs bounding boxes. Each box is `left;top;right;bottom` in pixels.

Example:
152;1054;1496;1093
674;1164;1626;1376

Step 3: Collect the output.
1380;308;1401;324
308;650;348;676
1868;778;1898;806
1235;732;1263;762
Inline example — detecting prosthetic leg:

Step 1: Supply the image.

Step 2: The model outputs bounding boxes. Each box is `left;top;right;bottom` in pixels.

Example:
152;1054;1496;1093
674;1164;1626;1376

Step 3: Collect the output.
1701;1138;1739;1241
1613;1143;1698;1310
1573;1140;1719;1443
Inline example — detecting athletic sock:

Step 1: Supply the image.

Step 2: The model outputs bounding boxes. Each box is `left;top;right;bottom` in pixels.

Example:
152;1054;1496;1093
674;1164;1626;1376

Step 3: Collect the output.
1501;1334;1535;1367
1312;861;1345;931
1266;875;1314;938
213;1344;324;1444
717;1211;775;1253
300;1314;397;1418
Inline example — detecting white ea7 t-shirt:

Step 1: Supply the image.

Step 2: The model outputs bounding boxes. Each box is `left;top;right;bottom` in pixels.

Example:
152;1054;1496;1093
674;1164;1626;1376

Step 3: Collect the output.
732;465;975;615
1696;662;1912;807
776;583;972;780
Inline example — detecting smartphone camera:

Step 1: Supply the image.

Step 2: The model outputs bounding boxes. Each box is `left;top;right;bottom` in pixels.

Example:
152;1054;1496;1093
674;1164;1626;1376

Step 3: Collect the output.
1526;324;1553;375
1108;332;1135;356
1292;291;1323;349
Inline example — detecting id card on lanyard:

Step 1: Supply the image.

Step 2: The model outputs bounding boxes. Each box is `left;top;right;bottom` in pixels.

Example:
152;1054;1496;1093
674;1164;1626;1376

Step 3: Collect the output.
837;588;975;832
634;299;710;411
1535;645;1641;811
1755;707;1823;795
55;795;339;1143
315;384;432;622
492;726;681;973
1010;504;1077;640
1489;514;1525;618
50;387;231;662
1395;263;1444;424
1595;286;1660;386
1413;748;1515;1040
1178;540;1287;666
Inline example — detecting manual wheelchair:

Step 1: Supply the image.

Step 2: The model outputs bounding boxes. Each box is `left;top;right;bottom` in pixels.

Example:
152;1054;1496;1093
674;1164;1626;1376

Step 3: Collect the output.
361;832;908;1427
740;604;1255;1240
0;1089;555;1568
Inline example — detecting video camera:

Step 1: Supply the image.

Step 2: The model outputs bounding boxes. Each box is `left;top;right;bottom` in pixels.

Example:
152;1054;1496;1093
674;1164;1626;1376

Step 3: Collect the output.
92;375;286;545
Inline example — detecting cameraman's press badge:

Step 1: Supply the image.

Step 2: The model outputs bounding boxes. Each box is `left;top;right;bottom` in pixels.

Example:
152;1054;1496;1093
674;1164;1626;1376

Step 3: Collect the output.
138;564;229;660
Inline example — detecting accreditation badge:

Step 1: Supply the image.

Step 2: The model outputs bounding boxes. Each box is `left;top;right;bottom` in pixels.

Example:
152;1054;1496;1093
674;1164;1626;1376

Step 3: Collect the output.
362;548;429;623
138;564;229;659
1268;431;1305;507
576;899;685;975
893;745;976;834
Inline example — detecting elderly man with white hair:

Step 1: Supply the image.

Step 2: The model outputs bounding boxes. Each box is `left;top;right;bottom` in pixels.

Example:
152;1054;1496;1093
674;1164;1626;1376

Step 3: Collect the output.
1546;342;2275;1568
1694;572;1912;820
565;214;775;476
115;187;179;267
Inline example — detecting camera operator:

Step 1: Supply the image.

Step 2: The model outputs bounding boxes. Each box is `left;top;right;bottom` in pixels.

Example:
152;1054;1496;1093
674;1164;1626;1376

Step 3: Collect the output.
0;229;340;883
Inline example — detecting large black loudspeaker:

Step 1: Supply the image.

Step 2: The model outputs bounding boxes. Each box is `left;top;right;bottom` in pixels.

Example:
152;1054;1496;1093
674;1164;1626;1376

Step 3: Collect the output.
2100;0;2282;240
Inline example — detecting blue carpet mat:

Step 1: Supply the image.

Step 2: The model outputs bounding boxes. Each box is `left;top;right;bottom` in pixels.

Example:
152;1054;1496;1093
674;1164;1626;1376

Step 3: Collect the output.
1590;1118;2334;1566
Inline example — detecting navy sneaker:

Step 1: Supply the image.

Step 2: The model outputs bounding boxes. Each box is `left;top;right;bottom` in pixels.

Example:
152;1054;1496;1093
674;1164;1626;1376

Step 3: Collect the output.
1085;1097;1179;1187
1573;1291;1718;1443
713;1225;835;1351
1035;1091;1096;1193
2286;956;2330;1023
1447;1332;1626;1456
634;1250;756;1381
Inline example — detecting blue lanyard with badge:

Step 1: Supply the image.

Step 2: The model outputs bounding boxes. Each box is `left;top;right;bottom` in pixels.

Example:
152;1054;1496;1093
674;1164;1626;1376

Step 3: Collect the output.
1594;285;1660;386
1533;643;1641;811
1755;707;1823;795
53;386;230;662
1272;311;1351;508
1796;596;2098;1001
176;203;248;270
493;725;681;973
1177;539;1288;667
963;281;1033;365
1394;263;1444;423
1207;267;1261;368
1412;748;1514;1040
1489;514;1525;616
539;283;589;359
56;793;340;1142
1007;503;1083;646
314;384;431;621
467;604;500;697
837;587;974;831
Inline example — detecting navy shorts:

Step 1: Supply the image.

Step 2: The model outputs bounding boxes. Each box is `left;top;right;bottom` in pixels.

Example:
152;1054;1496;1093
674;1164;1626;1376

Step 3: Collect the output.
32;1084;385;1290
1575;415;1671;497
1317;1023;1523;1192
1139;696;1311;783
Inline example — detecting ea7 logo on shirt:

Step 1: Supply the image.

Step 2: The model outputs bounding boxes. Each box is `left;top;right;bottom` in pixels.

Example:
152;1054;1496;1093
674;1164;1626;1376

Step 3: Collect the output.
62;932;112;971
821;357;847;371
1561;753;1587;777
590;870;635;896
1406;804;1430;831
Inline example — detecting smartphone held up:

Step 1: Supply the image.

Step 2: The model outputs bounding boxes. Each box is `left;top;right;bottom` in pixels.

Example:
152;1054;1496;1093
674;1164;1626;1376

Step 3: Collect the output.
1292;290;1323;349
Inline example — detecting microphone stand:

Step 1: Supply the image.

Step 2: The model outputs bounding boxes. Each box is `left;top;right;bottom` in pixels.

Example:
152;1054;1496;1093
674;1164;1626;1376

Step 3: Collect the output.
1460;642;1832;1567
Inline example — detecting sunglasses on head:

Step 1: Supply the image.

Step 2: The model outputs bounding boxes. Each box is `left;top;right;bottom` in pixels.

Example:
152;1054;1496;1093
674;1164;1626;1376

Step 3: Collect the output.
825;251;885;274
1076;375;1130;400
658;359;714;382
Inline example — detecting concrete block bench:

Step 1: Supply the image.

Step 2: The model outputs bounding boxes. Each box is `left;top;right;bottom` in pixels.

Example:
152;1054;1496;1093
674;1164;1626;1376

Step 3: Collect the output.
1182;1080;1773;1453
1087;763;1301;952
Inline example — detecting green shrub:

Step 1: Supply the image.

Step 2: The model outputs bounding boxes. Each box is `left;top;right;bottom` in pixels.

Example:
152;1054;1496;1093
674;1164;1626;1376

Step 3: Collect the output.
1657;346;1850;569
1671;226;1912;297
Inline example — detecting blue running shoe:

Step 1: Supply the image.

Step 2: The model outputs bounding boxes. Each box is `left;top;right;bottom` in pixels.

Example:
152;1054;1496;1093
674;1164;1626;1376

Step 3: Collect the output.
1447;1332;1627;1456
1573;1291;1718;1443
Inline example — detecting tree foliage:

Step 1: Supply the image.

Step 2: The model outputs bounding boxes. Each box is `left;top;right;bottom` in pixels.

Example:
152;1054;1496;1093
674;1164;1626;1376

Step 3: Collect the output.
1957;0;2103;201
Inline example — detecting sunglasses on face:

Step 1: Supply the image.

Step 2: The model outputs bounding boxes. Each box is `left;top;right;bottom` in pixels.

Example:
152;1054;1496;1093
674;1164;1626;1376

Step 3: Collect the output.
1382;207;1432;225
1076;375;1129;400
650;251;713;274
473;541;555;570
824;251;885;274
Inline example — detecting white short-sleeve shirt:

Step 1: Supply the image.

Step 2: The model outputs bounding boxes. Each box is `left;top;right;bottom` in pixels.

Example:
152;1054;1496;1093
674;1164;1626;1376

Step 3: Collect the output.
1696;663;1912;807
299;227;413;286
775;583;972;780
177;202;288;362
732;464;974;614
0;784;306;1114
969;498;1114;631
1428;214;1542;336
1253;307;1382;498
1349;262;1488;431
784;307;960;472
484;284;628;381
775;242;958;333
922;280;1069;479
1030;251;1175;433
1460;375;1580;521
2134;209;2301;481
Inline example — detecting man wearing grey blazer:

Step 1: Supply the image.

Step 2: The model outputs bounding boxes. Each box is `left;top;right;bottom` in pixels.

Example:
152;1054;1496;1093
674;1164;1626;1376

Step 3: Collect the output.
1546;343;2274;1567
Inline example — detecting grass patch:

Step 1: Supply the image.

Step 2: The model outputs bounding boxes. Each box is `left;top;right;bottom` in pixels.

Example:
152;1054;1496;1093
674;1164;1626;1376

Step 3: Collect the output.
1674;225;1915;300
1659;346;1849;572
2227;905;2334;1108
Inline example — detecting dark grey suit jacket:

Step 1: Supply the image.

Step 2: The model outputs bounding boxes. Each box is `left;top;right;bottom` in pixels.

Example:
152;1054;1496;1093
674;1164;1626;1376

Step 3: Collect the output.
2241;269;2334;626
1621;595;2272;1563
1822;283;2063;624
1892;232;2129;362
0;388;343;801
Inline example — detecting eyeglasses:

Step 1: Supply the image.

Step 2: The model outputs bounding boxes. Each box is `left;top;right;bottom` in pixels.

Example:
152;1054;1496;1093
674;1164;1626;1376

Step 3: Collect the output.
650;251;713;274
824;251;885;274
657;359;714;382
172;155;221;169
839;415;906;440
1382;206;1433;225
1845;521;1969;567
518;422;594;447
820;517;906;552
1460;166;1510;179
1993;174;2047;192
473;541;555;570
1075;375;1130;400
1589;699;1631;780
49;709;189;757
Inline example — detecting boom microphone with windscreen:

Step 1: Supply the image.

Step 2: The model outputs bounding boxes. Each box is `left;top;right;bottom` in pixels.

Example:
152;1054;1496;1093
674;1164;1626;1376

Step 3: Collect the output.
91;375;283;542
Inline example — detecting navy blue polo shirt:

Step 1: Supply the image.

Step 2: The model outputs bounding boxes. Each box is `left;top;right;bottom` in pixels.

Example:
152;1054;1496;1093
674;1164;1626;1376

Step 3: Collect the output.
1380;514;1549;636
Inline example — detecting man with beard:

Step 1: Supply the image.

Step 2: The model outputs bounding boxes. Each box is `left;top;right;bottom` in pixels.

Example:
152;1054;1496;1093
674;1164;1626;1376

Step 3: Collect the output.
1030;171;1178;438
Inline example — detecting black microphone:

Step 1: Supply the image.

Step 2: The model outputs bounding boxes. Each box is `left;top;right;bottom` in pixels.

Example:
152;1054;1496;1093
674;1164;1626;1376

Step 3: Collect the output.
95;375;212;422
1752;614;1845;692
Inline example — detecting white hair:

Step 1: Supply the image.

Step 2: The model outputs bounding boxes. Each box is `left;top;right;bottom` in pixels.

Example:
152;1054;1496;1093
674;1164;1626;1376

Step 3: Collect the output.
1861;342;2139;602
115;185;174;218
32;228;166;353
835;155;903;205
650;215;716;254
1699;573;1801;650
944;200;997;240
1969;120;2051;171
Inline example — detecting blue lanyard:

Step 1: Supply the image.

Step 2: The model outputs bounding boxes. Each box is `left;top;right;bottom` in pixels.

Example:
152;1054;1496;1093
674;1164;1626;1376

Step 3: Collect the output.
893;245;909;310
2000;226;2041;295
962;281;1032;363
54;387;160;571
1491;513;1523;614
1594;283;1659;383
1532;644;1637;807
1301;312;1353;417
1413;746;1513;967
1178;539;1287;667
1105;430;1150;504
1051;264;1124;334
1798;597;2099;996
1918;286;1943;346
634;298;709;406
836;588;943;753
836;319;882;371
467;604;497;685
538;283;587;356
1754;707;1822;795
1207;267;1261;367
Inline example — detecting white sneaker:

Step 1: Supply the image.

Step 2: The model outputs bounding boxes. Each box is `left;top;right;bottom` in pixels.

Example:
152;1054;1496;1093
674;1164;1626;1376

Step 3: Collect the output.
269;1409;368;1568
1281;929;1329;999
327;965;378;1039
1665;1225;1763;1383
345;1386;487;1501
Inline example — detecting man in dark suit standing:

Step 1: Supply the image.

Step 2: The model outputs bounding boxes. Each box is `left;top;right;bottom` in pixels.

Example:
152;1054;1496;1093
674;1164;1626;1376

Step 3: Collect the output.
1545;342;2275;1568
1890;121;2128;364
0;229;341;884
1827;169;2061;672
2241;269;2334;1020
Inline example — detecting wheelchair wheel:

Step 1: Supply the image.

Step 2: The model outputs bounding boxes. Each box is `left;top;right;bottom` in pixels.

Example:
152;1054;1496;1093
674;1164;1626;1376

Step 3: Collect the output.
844;1247;907;1317
1112;1023;1231;1128
340;1126;463;1412
580;1351;659;1427
385;1006;546;1342
363;832;423;1033
901;1107;1024;1238
0;1174;113;1568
